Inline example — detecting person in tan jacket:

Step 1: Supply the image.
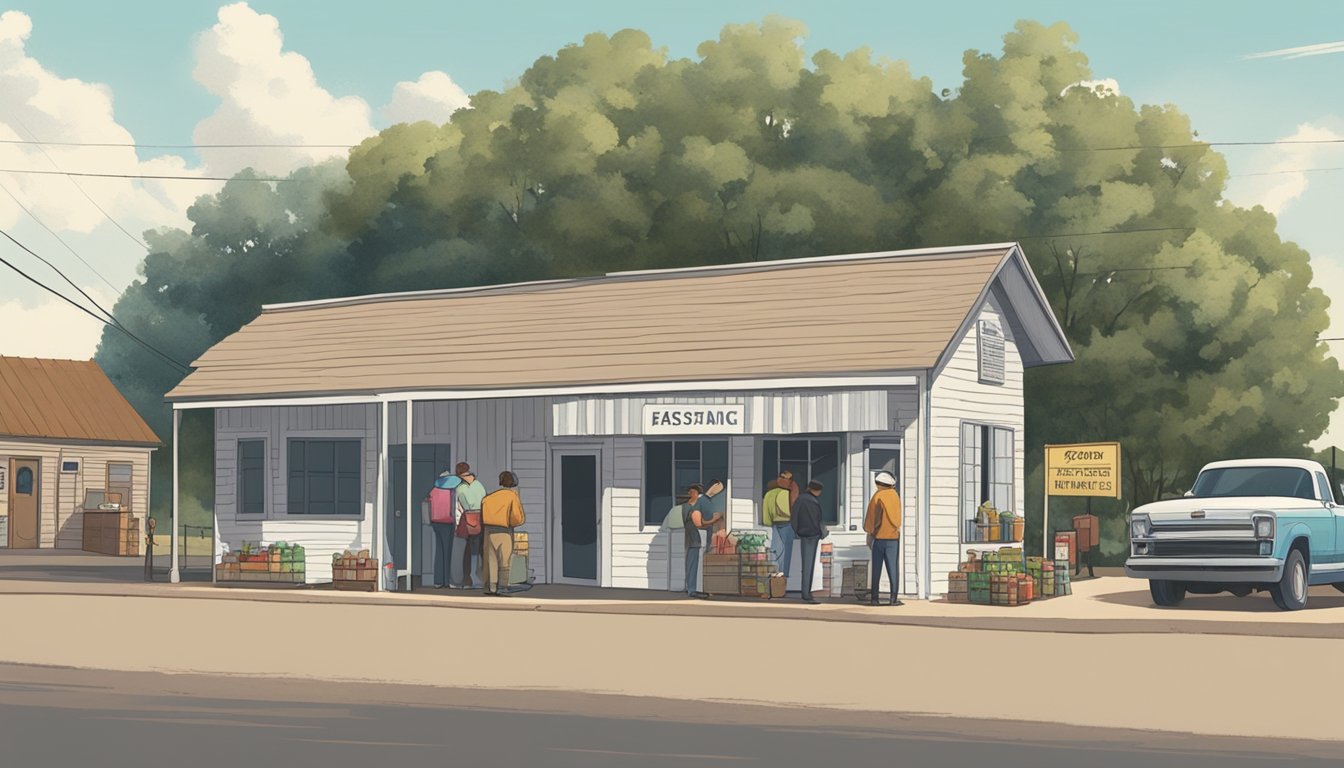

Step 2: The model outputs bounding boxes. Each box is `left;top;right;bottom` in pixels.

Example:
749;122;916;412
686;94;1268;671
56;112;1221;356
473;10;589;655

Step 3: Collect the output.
863;471;902;606
480;470;525;596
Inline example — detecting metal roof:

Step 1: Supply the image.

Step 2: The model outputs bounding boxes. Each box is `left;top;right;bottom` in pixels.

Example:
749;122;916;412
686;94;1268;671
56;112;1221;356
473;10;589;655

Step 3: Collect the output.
0;357;161;446
167;243;1073;402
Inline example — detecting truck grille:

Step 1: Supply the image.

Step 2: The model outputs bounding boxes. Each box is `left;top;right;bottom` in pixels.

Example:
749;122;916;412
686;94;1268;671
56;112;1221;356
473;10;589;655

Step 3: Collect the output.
1149;541;1261;557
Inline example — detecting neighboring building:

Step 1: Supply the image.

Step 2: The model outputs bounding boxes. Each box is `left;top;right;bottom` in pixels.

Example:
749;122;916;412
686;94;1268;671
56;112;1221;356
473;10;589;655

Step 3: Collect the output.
167;243;1073;596
0;357;160;550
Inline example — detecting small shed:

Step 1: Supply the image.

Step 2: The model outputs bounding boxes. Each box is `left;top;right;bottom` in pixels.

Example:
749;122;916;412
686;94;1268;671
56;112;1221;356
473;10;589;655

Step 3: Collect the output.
0;357;161;551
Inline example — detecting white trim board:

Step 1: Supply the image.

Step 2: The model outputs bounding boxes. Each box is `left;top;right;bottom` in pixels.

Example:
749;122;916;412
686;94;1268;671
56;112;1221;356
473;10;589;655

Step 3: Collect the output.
171;375;922;410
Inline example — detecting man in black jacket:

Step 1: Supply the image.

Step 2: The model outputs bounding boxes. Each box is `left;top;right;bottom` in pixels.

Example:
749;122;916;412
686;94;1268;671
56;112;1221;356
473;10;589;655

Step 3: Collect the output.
791;481;827;604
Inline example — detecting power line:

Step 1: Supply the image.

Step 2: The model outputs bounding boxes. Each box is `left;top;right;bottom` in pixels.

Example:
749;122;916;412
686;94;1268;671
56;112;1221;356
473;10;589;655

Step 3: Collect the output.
0;138;358;149
1016;226;1195;239
0;167;289;182
0;177;121;294
10;118;150;250
1228;167;1344;179
1060;139;1344;152
0;229;190;373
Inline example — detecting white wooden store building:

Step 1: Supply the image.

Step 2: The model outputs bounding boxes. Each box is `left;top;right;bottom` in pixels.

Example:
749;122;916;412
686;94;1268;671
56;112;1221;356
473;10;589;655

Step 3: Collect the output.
166;243;1073;597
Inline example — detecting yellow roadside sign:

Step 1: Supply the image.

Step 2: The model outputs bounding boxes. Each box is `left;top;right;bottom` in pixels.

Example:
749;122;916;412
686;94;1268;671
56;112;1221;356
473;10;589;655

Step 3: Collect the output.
1045;442;1122;499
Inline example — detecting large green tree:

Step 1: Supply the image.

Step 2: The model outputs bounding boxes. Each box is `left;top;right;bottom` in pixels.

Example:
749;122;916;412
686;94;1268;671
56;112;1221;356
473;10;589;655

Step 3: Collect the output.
99;19;1343;554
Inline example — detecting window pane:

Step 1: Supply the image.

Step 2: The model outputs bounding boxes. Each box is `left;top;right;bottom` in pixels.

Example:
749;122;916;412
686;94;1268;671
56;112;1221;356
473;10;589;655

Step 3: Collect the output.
811;440;840;525
336;441;360;474
674;461;701;498
16;467;33;495
674;441;700;461
644;442;673;526
308;475;335;504
761;440;779;495
337;476;360;508
702;441;729;485
336;498;359;517
289;441;304;474
108;463;133;483
780;440;809;462
307;441;334;474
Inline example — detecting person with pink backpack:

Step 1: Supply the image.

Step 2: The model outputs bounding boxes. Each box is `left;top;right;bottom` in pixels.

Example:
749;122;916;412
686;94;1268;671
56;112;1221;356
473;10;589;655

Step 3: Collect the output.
424;469;463;589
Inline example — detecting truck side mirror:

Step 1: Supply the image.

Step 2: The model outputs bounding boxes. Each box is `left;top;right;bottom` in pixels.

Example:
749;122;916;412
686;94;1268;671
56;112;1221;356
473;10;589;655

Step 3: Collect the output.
1183;490;1194;498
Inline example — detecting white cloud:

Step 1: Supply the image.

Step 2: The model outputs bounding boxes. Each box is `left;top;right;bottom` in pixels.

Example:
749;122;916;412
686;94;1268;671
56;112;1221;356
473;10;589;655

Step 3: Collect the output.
191;2;375;177
1224;122;1344;216
1245;40;1344;60
0;10;199;235
1060;78;1121;98
0;285;114;358
381;71;470;126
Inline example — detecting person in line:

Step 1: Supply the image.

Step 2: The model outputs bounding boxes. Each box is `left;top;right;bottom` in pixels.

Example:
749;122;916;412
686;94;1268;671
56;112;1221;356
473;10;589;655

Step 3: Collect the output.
864;470;903;606
455;462;488;589
682;483;723;599
790;480;827;604
424;469;462;589
480;470;525;596
763;470;797;581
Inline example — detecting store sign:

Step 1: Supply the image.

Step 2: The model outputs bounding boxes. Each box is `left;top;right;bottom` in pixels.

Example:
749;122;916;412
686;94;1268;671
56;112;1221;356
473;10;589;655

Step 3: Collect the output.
978;320;1005;384
642;404;746;435
1045;442;1122;498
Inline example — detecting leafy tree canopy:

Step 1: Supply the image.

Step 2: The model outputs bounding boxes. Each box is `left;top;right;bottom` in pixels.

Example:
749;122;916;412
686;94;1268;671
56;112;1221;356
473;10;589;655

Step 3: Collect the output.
98;18;1343;544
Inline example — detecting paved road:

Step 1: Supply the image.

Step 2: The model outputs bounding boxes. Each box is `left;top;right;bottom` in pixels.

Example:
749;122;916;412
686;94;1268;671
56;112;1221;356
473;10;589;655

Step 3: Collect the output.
0;664;1336;767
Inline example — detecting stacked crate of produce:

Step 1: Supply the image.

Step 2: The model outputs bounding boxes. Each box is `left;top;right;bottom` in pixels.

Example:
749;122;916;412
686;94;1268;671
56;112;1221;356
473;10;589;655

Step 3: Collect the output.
1028;559;1056;597
702;553;741;596
841;561;870;600
968;572;991;604
1016;573;1034;603
332;549;378;589
946;572;969;603
735;531;776;598
1054;559;1073;596
990;574;1020;606
216;542;306;583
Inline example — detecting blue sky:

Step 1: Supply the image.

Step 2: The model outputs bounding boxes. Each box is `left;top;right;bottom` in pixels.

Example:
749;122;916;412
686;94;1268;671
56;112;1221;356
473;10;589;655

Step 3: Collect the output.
0;0;1341;444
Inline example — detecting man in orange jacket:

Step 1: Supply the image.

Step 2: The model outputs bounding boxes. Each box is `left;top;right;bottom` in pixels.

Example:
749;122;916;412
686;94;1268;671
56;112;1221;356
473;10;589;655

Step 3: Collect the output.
863;471;902;606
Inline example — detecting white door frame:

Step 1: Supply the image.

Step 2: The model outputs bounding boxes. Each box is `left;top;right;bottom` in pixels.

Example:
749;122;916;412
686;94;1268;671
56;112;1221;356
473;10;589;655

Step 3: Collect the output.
548;445;603;586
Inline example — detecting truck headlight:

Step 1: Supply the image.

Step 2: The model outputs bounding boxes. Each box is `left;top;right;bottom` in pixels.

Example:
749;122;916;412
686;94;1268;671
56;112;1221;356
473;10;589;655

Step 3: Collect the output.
1253;515;1275;541
1131;515;1151;539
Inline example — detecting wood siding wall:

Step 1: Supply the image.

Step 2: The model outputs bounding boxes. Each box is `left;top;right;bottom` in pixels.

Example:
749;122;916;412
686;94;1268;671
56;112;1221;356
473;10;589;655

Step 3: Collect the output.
0;439;152;550
927;293;1026;596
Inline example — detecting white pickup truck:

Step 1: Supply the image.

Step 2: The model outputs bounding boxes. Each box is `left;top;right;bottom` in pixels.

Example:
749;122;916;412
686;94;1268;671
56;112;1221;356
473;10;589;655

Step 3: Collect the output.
1125;458;1344;611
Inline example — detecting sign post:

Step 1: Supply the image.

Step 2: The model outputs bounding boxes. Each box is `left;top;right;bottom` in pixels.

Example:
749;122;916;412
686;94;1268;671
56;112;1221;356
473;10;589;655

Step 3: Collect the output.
1043;442;1122;560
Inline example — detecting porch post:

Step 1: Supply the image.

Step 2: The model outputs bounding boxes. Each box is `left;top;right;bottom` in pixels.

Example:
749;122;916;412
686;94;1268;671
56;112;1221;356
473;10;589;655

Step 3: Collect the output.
919;369;932;600
170;408;181;584
405;398;414;592
376;400;388;592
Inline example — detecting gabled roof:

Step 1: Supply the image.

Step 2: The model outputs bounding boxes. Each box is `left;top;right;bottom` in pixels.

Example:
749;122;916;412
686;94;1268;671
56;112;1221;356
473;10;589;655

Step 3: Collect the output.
166;243;1073;403
0;357;161;446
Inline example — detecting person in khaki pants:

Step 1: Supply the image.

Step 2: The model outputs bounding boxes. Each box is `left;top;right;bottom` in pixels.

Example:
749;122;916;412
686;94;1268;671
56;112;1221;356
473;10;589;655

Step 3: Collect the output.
480;470;525;596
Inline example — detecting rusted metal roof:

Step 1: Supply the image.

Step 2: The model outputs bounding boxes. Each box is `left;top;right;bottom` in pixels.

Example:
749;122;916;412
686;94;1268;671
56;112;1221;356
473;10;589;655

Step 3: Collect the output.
0;357;161;446
167;243;1073;402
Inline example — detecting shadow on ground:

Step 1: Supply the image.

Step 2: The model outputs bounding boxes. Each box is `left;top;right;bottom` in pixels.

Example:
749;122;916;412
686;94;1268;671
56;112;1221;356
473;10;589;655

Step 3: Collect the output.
1095;583;1344;612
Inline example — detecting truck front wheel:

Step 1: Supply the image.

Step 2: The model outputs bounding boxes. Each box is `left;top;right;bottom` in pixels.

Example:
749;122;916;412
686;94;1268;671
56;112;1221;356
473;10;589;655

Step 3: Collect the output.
1149;579;1186;607
1270;548;1308;611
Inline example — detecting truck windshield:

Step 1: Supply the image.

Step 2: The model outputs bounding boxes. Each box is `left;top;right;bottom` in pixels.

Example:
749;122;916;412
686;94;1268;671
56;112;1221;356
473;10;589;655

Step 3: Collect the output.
1191;467;1316;500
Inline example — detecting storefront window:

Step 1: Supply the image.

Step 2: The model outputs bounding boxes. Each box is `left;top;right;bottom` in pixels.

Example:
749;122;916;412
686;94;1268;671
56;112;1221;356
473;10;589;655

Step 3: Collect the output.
238;439;266;516
761;438;841;525
287;439;361;516
961;423;1014;523
643;440;729;527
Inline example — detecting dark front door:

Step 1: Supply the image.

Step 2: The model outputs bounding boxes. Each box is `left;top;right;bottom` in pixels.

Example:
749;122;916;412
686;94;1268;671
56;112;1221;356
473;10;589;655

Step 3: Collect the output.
388;444;451;571
558;453;599;582
9;459;39;549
